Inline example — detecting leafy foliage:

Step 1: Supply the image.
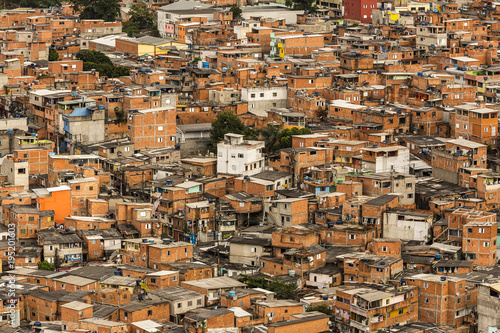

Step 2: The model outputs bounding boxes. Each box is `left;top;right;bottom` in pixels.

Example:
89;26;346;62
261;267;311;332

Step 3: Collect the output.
49;48;59;61
208;111;245;152
272;127;312;152
114;107;127;124
122;21;141;37
238;275;298;299
287;0;317;12
76;50;129;78
19;0;60;8
229;6;243;19
73;0;120;21
123;4;159;37
38;260;56;271
260;125;280;154
306;304;333;316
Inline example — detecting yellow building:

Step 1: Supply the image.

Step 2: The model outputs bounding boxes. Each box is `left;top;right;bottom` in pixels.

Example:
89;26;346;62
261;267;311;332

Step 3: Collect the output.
115;36;188;57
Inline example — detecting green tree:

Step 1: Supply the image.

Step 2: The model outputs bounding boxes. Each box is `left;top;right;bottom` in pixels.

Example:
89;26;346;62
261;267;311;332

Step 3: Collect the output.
48;48;59;61
72;0;120;21
268;279;297;299
38;260;55;271
260;124;280;154
238;275;297;299
266;127;312;152
114;107;126;124
208;111;245;152
285;0;293;7
76;50;129;78
288;0;317;12
122;20;141;37
129;3;155;30
306;304;333;316
19;0;60;7
243;127;259;140
229;5;243;19
76;50;112;64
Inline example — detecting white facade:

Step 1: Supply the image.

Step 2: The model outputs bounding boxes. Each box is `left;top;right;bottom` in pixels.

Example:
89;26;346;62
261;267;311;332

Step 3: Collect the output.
241;86;287;111
416;25;447;50
1;158;29;190
382;211;432;241
362;146;410;174
217;134;265;176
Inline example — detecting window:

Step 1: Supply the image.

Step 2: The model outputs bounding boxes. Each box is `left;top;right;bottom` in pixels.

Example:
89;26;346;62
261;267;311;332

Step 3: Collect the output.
158;138;163;143
148;310;152;316
251;247;256;252
349;234;356;240
483;242;490;247
94;250;98;256
145;224;151;229
172;275;177;281
158;126;163;130
479;228;485;233
382;246;388;252
75;185;80;190
424;297;429;303
273;92;277;97
423;282;429;289
89;186;93;191
150;278;156;283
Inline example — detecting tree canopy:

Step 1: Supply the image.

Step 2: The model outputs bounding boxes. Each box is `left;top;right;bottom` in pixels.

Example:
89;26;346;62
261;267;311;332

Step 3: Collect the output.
49;48;59;61
272;127;312;152
76;50;130;78
38;260;55;271
19;0;60;8
306;304;333;316
238;275;297;299
123;4;158;37
208;111;245;152
73;0;120;21
285;0;317;12
229;6;243;19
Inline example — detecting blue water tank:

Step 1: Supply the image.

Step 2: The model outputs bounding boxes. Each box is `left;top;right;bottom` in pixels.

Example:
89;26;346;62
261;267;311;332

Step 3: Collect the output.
229;291;236;297
142;239;148;243
202;62;209;68
322;295;328;300
34;322;42;327
441;277;446;281
435;254;441;259
418;72;423;76
114;270;122;276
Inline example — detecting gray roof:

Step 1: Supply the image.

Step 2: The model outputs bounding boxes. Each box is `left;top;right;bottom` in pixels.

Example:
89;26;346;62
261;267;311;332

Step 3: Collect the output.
158;0;212;10
177;123;212;132
181;276;246;290
68;266;118;281
252;171;291;182
27;289;69;302
363;194;399;207
185;308;233;321
151;286;204;302
38;230;83;245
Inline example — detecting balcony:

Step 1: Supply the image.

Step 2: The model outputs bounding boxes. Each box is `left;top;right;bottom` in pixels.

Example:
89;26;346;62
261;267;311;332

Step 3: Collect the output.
350;319;369;331
351;305;368;317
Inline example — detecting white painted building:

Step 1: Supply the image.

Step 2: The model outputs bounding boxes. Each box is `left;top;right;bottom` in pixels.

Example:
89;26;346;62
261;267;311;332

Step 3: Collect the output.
382;211;433;241
361;145;410;174
241;86;287;111
217;133;265;176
